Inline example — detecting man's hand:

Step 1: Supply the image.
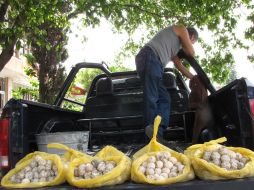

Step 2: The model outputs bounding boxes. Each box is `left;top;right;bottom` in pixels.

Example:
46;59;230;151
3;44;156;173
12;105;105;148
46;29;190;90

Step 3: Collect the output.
172;55;194;79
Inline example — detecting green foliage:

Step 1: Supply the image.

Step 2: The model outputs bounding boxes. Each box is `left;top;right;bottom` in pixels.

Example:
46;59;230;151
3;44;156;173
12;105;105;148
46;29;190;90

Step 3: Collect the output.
75;68;103;93
225;64;237;84
24;53;38;77
110;65;131;72
12;79;39;101
61;101;83;112
73;0;254;84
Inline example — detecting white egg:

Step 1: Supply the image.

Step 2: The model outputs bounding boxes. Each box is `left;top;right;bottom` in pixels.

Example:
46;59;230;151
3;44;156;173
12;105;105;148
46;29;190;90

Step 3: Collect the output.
154;168;162;175
212;159;221;166
240;157;248;164
156;152;164;160
169;157;177;164
164;161;173;169
37;165;46;172
160;172;168;178
147;162;156;169
211;151;220;160
146;168;155;175
39;177;46;182
29;160;38;168
21;178;30;183
139;166;146;174
142;161;148;167
221;154;230;162
156;161;163;169
25;171;33;180
106;163;115;171
221;162;231;170
148;156;156;163
97;162;106;172
235;152;243;160
163;152;171;159
161;167;170;174
33;171;39;179
168;172;177;178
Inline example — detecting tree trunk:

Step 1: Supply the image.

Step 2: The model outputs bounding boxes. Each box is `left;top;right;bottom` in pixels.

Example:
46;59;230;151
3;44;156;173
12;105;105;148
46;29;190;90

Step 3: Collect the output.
38;60;47;103
38;73;47;103
0;40;16;72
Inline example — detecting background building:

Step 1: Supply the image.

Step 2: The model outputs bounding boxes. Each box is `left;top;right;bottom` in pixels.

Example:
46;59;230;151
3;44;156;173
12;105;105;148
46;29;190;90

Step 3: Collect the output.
0;46;31;112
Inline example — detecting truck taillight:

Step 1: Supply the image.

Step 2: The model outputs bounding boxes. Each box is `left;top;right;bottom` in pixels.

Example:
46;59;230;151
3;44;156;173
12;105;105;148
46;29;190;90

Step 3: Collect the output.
0;118;10;169
250;99;254;119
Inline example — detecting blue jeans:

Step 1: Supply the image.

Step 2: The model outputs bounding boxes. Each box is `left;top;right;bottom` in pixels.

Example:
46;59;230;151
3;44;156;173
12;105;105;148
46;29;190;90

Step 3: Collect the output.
135;46;171;135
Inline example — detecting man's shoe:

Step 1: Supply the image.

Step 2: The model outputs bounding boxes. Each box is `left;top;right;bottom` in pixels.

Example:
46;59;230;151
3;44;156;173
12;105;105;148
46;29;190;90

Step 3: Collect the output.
145;125;168;144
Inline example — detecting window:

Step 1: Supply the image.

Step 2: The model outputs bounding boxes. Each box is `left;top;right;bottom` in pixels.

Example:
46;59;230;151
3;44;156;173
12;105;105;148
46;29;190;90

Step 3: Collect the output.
60;68;103;112
0;78;6;110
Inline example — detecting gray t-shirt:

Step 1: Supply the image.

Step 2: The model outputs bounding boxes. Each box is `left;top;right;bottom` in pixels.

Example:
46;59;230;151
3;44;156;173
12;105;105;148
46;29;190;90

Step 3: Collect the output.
146;26;180;68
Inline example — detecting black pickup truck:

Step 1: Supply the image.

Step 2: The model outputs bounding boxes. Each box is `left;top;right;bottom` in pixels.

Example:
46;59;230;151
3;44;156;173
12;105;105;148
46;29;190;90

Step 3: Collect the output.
1;57;254;190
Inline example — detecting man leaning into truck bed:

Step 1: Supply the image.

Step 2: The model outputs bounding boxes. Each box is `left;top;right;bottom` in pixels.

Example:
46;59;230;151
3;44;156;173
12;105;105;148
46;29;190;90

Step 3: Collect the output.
135;25;199;143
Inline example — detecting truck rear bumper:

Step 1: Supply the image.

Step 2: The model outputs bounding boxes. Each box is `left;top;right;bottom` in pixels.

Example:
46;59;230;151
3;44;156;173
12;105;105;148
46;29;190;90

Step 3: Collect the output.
1;177;254;190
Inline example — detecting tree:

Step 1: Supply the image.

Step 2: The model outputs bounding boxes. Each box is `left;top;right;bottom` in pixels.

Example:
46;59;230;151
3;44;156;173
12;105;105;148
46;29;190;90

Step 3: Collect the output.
28;23;68;103
0;1;68;103
21;1;71;103
0;0;71;103
0;0;70;71
0;0;26;71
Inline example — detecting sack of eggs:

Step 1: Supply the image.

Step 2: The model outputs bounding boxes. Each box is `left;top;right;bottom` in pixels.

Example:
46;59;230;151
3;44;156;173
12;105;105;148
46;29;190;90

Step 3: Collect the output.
185;137;254;180
65;145;131;188
1;151;65;188
131;116;195;185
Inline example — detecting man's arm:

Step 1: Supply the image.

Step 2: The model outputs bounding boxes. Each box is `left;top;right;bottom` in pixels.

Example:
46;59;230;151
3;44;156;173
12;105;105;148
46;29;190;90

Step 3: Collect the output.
172;56;194;79
173;25;195;57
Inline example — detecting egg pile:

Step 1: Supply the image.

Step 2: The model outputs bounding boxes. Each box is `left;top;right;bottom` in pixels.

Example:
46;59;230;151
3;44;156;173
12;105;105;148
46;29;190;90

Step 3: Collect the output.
74;160;117;180
202;146;249;170
9;155;58;184
138;151;185;181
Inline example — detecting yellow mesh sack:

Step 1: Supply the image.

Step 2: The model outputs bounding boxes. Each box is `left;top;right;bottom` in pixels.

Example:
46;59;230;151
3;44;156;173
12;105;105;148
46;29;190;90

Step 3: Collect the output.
185;137;254;180
15;143;87;166
66;145;131;188
131;115;195;185
46;143;92;173
15;151;50;166
47;143;92;162
1;152;65;188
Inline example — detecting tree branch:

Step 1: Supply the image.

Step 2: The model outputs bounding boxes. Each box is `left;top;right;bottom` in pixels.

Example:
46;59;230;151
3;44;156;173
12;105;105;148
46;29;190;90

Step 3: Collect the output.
0;0;9;22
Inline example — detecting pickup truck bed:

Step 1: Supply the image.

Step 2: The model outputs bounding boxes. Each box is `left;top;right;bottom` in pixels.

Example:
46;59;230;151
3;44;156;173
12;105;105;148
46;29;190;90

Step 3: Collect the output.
1;61;254;190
